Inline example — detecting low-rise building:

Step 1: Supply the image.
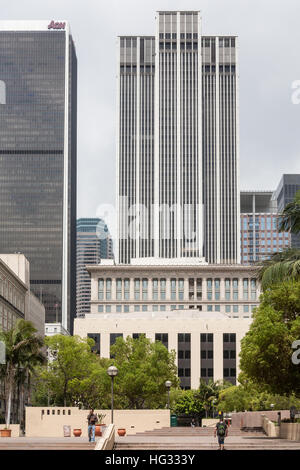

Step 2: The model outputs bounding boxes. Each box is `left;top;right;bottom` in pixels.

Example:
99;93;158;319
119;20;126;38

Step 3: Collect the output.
74;310;251;389
73;258;261;388
0;254;45;336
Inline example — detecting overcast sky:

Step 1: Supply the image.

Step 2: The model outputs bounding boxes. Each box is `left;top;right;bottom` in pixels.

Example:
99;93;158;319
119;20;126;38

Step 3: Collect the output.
4;0;300;218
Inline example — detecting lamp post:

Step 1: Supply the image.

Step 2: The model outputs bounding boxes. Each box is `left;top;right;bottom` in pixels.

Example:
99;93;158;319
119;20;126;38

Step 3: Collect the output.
270;403;274;412
212;399;217;418
165;380;172;409
107;366;118;424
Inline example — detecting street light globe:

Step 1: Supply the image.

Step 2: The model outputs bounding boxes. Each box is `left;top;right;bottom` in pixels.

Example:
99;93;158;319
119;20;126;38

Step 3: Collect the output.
165;380;172;389
270;403;274;408
107;365;118;377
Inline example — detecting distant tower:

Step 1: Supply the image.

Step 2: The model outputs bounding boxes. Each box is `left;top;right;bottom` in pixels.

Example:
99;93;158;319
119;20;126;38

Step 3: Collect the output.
116;11;240;264
0;21;77;333
76;218;113;317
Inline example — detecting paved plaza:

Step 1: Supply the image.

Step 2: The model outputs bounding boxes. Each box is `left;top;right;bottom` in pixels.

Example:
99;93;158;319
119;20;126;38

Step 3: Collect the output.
0;428;299;450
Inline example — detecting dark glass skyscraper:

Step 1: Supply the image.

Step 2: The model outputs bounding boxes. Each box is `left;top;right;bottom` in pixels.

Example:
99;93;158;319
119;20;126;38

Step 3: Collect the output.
0;21;77;333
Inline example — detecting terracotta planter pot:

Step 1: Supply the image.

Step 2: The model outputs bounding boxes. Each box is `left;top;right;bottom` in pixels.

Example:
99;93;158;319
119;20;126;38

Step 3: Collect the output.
73;428;82;437
0;429;12;438
95;425;102;437
117;428;126;437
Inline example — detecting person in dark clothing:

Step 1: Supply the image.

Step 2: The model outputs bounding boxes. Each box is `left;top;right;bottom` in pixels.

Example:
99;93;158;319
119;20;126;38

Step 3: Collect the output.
214;416;228;450
87;409;98;442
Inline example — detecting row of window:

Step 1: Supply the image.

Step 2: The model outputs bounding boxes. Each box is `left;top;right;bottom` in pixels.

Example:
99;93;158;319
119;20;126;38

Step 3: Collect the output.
98;277;258;301
97;304;256;313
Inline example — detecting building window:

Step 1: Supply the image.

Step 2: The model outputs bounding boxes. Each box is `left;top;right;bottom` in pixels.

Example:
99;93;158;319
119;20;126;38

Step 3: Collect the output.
207;279;212;300
134;305;140;312
134;278;140;300
98;279;104;300
171;278;176;300
116;278;122;300
106;278;112;300
98;305;103;313
152;279;158;300
116;305;122;313
124;305;129;313
160;279;166;300
179;278;184;300
124;278;130;300
142;278;148;300
214;279;220;300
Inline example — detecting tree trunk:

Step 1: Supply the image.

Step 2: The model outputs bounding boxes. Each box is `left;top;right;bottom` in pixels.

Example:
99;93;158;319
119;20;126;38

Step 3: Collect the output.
6;379;12;427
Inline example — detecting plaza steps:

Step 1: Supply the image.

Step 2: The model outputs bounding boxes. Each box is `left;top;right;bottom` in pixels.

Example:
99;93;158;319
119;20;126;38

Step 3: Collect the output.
115;441;300;450
132;426;265;437
0;440;96;451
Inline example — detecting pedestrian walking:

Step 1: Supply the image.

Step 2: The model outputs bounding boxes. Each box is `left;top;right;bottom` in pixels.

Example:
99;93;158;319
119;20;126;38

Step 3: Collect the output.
87;409;98;442
214;415;228;450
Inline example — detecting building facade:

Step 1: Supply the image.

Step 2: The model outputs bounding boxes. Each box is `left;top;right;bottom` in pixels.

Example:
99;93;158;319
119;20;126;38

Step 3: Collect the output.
240;191;291;265
274;174;300;249
116;11;240;265
87;259;260;318
76;218;113;317
0;21;77;333
0;254;45;337
73;259;259;388
74;310;251;389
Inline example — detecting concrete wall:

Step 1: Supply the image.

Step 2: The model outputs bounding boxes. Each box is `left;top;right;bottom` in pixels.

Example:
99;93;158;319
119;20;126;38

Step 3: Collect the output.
261;415;280;437
231;410;290;428
280;423;300;441
27;291;45;337
0;424;20;437
25;407;170;437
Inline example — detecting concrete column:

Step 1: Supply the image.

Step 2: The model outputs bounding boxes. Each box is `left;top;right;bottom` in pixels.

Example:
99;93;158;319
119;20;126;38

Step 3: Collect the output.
220;277;225;301
166;277;171;301
111;278;116;301
148;276;153;300
91;274;98;302
168;331;178;358
129;277;134;301
191;332;200;389
184;277;189;302
213;332;223;381
101;333;110;359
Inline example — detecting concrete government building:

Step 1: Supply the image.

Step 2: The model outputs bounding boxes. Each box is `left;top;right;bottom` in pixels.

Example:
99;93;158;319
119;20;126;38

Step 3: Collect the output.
74;258;259;388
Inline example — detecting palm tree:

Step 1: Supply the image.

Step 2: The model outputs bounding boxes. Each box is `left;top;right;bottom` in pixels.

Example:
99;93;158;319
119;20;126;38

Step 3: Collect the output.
0;319;45;427
258;190;300;290
278;189;300;234
257;248;300;290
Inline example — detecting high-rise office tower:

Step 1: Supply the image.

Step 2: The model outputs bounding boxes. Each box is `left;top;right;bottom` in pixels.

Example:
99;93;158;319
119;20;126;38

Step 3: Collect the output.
274;174;300;249
76;218;113;317
116;11;240;265
240;191;290;265
0;21;77;333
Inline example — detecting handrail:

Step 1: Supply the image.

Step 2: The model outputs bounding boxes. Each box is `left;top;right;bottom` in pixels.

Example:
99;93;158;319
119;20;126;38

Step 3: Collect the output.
94;424;115;450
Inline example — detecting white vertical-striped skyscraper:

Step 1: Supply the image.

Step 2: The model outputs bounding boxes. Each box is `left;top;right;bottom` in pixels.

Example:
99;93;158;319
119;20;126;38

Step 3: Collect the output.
116;11;240;265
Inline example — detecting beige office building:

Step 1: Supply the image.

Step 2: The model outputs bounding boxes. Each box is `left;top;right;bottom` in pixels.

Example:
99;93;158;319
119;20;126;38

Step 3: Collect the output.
74;259;259;388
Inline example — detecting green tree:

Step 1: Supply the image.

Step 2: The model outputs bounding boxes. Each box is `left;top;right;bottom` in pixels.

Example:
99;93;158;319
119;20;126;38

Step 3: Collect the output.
0;319;45;426
258;190;300;290
110;335;180;409
39;335;103;407
239;281;300;395
172;389;204;417
198;379;231;417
